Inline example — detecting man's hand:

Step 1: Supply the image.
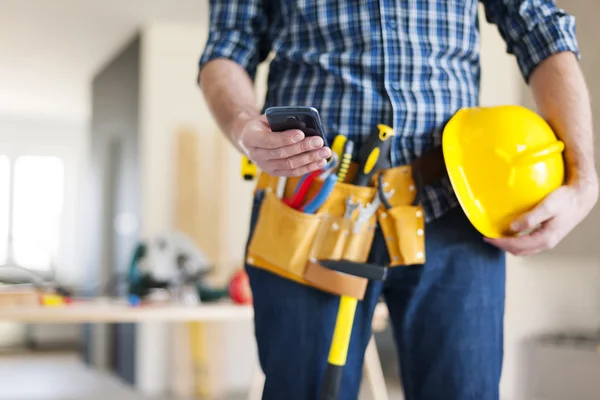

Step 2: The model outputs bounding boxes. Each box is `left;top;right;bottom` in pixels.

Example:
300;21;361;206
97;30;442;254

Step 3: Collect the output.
198;58;332;176
484;179;598;256
198;59;332;175
483;52;598;256
235;114;332;177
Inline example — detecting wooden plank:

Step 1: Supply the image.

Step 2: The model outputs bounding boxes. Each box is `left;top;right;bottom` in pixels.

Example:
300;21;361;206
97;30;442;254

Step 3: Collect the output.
0;300;388;326
0;300;253;324
174;128;202;239
173;128;213;397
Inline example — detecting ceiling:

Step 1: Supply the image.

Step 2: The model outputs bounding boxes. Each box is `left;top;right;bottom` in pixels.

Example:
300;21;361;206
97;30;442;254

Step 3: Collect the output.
0;0;208;122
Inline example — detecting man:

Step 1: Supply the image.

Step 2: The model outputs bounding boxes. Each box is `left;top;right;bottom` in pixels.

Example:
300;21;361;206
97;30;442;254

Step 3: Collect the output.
198;1;598;399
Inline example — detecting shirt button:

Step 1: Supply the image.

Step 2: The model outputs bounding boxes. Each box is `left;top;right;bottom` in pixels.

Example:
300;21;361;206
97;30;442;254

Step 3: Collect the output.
387;19;397;29
391;81;401;90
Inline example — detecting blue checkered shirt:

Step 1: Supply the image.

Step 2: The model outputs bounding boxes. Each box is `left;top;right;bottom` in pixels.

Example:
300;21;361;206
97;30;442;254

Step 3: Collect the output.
199;0;580;222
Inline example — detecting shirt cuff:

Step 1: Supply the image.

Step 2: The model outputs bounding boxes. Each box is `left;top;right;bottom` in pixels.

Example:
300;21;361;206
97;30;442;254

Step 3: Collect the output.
199;30;259;81
512;13;581;82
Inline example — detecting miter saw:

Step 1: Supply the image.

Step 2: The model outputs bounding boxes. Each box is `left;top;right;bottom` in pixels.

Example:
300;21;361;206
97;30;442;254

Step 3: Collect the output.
127;230;228;305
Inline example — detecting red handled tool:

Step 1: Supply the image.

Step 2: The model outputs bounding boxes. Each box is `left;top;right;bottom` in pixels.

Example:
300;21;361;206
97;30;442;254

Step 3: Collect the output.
284;154;339;210
283;169;323;209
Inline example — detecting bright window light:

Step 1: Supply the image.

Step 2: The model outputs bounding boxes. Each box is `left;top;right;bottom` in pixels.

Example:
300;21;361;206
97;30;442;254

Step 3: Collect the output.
12;156;64;270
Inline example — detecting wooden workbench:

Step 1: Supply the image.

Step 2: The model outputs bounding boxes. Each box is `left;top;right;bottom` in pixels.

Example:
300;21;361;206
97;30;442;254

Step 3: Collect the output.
0;298;254;323
0;298;391;400
0;298;388;325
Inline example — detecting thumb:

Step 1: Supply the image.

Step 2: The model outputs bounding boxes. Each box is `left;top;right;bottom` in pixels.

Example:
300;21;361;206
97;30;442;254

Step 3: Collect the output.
257;114;270;128
510;189;564;233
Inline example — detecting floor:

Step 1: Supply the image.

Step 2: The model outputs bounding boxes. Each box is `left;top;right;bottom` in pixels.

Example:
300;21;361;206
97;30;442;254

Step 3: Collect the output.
0;352;140;400
0;352;406;400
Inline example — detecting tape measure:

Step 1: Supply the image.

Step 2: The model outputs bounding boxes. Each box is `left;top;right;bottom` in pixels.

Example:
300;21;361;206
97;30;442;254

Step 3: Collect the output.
241;156;257;181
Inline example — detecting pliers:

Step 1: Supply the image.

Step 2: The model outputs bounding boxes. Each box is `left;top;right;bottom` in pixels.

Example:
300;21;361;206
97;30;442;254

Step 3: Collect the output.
302;174;337;214
319;153;339;179
284;154;339;210
284;169;322;209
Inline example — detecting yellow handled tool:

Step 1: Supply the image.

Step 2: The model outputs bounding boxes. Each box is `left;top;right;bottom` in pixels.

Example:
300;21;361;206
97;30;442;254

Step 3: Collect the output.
330;134;347;161
336;140;354;183
320;124;395;400
352;124;395;186
241;156;257;180
319;295;357;400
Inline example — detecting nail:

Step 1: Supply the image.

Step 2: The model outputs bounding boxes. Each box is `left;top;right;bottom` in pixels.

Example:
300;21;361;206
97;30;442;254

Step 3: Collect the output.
318;148;330;158
317;159;327;167
510;221;521;232
292;133;304;142
310;137;323;148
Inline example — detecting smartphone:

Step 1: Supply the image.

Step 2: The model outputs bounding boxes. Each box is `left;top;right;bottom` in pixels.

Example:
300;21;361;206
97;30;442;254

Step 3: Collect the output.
265;106;329;147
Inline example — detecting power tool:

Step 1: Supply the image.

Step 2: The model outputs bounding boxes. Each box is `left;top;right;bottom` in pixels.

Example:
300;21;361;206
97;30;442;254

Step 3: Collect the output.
127;231;227;304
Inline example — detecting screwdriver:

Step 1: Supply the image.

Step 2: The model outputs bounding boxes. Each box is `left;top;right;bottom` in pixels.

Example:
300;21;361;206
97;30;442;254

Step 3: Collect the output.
330;134;347;161
336;140;354;183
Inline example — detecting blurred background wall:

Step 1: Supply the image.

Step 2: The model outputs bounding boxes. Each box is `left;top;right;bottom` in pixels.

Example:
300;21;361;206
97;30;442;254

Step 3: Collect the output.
475;3;599;398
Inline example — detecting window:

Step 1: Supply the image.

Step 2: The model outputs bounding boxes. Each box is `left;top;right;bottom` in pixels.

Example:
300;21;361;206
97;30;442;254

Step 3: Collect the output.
0;154;65;271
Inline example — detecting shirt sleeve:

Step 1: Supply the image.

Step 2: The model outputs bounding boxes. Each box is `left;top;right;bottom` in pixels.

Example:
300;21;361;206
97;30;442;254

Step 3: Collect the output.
199;0;270;81
481;0;581;82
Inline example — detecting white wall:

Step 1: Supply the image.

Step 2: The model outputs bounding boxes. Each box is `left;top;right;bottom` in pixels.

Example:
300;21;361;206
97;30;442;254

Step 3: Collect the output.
477;5;600;400
138;19;258;278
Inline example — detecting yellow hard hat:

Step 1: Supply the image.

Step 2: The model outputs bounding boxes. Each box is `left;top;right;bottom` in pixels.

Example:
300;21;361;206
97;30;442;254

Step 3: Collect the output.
442;105;565;238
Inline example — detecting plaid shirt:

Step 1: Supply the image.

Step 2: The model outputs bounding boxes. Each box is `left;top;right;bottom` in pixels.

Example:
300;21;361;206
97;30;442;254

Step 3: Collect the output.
199;0;580;222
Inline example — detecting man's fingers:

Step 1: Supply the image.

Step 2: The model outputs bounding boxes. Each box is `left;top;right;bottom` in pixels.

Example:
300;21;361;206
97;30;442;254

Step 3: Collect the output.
484;220;562;256
244;128;306;149
509;190;563;233
265;147;331;172
256;114;269;125
251;114;272;130
249;136;326;160
485;234;544;256
271;159;328;177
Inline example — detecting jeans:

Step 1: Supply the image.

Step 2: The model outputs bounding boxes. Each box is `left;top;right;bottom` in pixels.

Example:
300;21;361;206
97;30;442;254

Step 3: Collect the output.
245;189;506;400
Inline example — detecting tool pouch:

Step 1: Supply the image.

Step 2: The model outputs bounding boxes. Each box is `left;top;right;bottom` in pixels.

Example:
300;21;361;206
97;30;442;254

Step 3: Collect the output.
246;174;378;300
376;166;426;267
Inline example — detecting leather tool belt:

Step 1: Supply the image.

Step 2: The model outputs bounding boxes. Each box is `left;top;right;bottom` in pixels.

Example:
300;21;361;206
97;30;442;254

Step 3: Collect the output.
245;147;446;300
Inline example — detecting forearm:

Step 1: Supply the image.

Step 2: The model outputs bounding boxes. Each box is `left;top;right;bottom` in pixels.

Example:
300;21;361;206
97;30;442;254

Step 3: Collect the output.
198;59;261;154
529;51;598;193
